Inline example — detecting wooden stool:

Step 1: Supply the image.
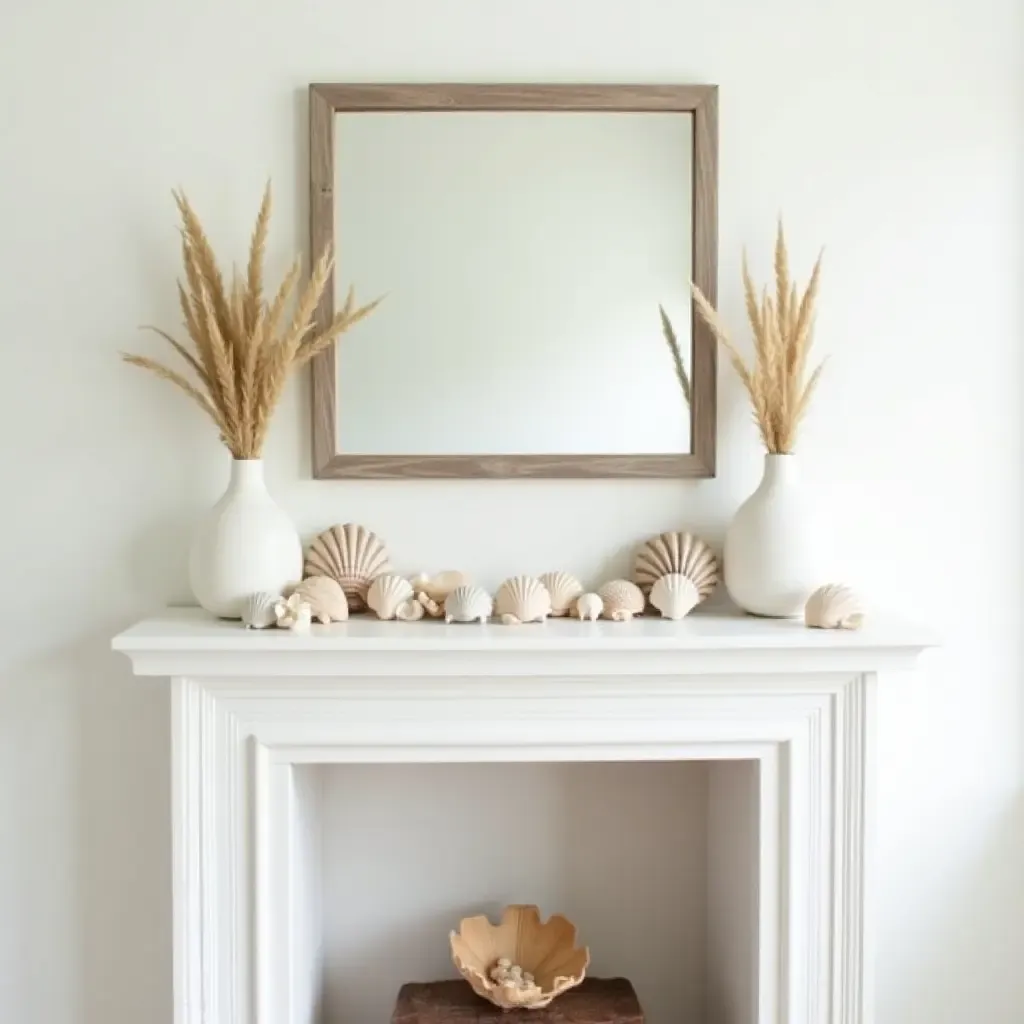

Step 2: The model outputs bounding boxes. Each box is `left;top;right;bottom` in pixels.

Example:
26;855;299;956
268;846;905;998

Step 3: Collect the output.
391;978;643;1023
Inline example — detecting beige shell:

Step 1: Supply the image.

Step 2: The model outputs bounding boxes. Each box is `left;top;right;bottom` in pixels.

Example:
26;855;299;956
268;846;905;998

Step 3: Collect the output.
494;575;552;625
574;592;604;621
410;570;471;604
241;591;280;629
598;579;646;621
367;574;415;621
650;573;700;620
303;524;392;612
805;584;866;630
395;598;426;622
291;576;349;624
450;905;589;1010
417;592;444;618
633;531;719;601
444;585;493;624
539;572;583;617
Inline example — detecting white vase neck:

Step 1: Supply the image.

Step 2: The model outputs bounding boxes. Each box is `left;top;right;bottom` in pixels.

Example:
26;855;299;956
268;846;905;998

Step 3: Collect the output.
761;453;799;486
229;459;266;489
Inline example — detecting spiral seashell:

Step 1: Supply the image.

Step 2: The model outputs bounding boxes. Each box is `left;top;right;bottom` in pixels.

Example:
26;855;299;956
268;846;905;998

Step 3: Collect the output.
650;573;700;620
804;584;865;630
395;598;426;621
597;579;645;621
367;574;415;621
444;585;494;624
410;570;471;604
539;572;584;617
241;591;280;629
633;531;718;602
303;523;392;612
292;576;349;624
574;593;604;621
494;576;551;625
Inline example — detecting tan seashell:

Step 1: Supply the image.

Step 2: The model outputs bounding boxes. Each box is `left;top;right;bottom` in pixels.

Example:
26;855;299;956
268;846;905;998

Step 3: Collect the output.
805;584;866;630
417;592;444;617
650;573;700;620
495;575;551;625
395;598;426;621
574;593;604;621
633;531;719;602
450;904;589;1010
410;570;471;603
303;524;392;612
444;585;493;624
366;574;414;621
241;591;280;629
597;579;645;621
291;576;349;624
539;572;583;617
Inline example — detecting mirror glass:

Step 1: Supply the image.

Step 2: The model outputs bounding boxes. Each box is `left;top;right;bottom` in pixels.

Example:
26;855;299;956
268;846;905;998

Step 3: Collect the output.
334;111;694;456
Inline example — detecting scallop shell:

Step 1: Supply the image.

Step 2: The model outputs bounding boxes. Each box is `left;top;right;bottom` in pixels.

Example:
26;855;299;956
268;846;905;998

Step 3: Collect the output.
574;593;604;622
241;591;280;629
650;573;700;620
291;576;349;624
494;576;551;625
410;570;471;603
805;584;866;630
633;531;718;601
367;574;415;621
539;572;583;617
303;524;392;612
395;598;426;622
445;585;494;624
597;579;645;621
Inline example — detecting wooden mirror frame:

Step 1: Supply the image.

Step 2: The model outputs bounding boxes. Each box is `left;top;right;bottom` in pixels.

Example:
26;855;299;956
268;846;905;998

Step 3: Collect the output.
309;83;718;479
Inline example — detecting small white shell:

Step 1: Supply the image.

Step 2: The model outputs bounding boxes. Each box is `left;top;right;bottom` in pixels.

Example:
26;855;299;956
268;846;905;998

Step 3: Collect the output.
367;574;415;621
292;576;349;624
650;573;700;620
274;593;313;632
805;584;865;630
303;523;392;612
633;531;719;602
494;576;551;625
598;579;645;621
241;592;280;629
539;572;584;617
395;598;426;621
444;585;494;624
410;570;471;603
574;593;604;621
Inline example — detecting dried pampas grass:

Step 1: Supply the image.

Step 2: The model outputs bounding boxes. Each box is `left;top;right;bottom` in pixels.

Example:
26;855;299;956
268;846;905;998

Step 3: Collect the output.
691;222;824;454
122;182;382;458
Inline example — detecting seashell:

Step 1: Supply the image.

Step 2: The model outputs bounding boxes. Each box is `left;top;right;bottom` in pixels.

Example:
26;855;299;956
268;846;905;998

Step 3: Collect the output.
494;576;551;625
410;570;471;604
395;598;426;621
650;573;700;620
367;574;414;621
417;592;444;617
303;524;392;612
274;593;312;633
444;585;493;624
805;584;866;630
633;531;719;602
597;579;645;621
574;593;604;621
291;576;349;624
539;572;583;617
241;592;280;629
450;904;589;1010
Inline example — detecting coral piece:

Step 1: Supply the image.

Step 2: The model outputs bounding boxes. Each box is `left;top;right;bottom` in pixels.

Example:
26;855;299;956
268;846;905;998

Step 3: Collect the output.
395;598;426;622
417;592;444;617
804;584;866;630
633;531;719;601
241;591;280;629
539;571;584;617
597;579;646;621
274;593;312;633
444;585;493;624
574;593;604;621
494;576;552;625
291;575;349;624
303;523;391;612
367;574;415;621
649;573;700;621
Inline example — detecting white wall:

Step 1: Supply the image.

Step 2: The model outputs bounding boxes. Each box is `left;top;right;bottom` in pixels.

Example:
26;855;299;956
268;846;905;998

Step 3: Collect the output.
0;1;1020;1023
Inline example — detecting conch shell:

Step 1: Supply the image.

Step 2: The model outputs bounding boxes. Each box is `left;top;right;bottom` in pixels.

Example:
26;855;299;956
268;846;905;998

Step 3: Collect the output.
804;584;865;630
494;576;551;625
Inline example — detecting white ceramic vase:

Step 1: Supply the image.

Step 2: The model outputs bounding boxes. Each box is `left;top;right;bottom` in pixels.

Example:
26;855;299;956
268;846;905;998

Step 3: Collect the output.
188;459;303;619
724;453;824;618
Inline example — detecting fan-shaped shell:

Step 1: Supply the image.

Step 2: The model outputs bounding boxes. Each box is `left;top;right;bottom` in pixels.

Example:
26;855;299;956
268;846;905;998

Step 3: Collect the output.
598;579;645;621
633;531;719;601
539;572;583;617
494;576;551;625
410;570;471;603
574;593;603;621
367;574;414;621
444;585;493;624
395;598;425;621
291;576;349;624
805;584;865;630
303;524;391;612
650;573;700;620
241;591;280;629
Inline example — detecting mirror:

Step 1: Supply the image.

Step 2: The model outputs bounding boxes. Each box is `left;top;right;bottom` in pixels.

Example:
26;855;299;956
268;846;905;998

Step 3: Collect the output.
309;85;718;478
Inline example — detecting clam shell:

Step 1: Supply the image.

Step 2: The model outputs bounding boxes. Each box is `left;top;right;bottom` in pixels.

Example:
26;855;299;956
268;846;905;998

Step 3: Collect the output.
241;591;280;629
291;576;349;624
574;592;604;621
539;572;583;617
494;576;551;625
805;584;865;630
597;579;645;621
633;531;718;601
444;585;493;624
303;524;392;612
650;573;700;620
367;574;415;621
410;570;471;603
395;598;426;621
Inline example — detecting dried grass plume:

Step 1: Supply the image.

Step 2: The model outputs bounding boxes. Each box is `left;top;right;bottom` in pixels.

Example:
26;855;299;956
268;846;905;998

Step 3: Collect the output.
122;182;382;458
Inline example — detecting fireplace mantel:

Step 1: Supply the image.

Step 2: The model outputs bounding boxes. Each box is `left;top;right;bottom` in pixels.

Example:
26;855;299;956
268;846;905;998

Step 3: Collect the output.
113;608;933;1024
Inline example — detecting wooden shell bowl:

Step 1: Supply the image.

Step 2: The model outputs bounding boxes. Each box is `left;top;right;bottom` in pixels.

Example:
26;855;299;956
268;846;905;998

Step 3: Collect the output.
450;904;590;1010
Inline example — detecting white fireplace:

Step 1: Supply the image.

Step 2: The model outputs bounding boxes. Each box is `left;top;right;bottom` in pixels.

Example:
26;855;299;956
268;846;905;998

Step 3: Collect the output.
113;609;931;1024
